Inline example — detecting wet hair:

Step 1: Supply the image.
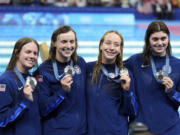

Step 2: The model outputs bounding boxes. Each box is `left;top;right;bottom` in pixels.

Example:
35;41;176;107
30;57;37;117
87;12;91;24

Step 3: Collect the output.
6;37;39;71
91;30;124;83
49;25;78;63
142;20;172;65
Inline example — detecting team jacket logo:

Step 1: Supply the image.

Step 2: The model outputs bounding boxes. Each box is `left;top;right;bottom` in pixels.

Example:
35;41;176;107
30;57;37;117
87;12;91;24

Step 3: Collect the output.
162;65;172;74
74;65;81;74
0;84;6;92
36;75;43;82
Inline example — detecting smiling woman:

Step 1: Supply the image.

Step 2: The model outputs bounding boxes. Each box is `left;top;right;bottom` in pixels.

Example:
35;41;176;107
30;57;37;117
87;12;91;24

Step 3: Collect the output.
125;20;180;135
0;37;41;135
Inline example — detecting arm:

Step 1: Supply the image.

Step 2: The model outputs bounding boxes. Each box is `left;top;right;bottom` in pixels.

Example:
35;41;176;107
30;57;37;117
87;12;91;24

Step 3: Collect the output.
0;80;31;127
121;72;138;119
165;80;180;106
36;71;66;117
161;75;180;106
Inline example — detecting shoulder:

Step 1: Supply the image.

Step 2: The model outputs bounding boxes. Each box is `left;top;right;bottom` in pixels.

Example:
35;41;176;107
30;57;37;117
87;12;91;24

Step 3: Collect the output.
77;56;86;65
128;53;142;61
35;59;53;76
170;56;180;62
87;61;96;72
0;70;15;84
170;56;180;66
87;61;96;67
38;59;52;69
124;53;142;65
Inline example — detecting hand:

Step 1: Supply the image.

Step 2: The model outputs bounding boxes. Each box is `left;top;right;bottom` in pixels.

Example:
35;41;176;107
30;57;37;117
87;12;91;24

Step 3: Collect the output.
60;74;73;92
120;74;131;91
23;84;34;101
162;76;173;92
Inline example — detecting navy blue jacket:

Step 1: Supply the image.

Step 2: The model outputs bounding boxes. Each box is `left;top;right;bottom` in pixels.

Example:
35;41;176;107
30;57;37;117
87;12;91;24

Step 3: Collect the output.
86;62;138;135
0;70;41;135
125;53;180;135
35;56;87;135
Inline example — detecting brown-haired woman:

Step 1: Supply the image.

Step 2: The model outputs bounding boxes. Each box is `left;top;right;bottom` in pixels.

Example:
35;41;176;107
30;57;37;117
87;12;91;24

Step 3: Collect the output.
35;25;87;135
125;20;180;135
0;37;41;135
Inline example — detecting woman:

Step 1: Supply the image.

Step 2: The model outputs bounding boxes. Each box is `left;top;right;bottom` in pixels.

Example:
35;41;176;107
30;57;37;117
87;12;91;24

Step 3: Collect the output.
0;37;41;135
125;20;180;135
86;30;138;135
35;25;87;135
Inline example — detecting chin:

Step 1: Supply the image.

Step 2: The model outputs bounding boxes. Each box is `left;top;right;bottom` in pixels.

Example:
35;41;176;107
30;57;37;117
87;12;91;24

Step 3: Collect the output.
26;64;34;69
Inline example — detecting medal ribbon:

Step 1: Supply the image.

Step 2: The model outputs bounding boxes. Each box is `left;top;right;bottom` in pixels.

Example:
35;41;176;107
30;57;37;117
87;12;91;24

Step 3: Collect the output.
53;59;73;81
101;64;120;83
14;66;27;86
150;53;169;82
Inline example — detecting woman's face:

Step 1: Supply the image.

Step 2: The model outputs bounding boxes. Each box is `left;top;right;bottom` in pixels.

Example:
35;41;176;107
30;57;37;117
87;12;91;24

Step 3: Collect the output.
100;32;121;64
54;31;76;62
16;42;38;73
149;31;169;56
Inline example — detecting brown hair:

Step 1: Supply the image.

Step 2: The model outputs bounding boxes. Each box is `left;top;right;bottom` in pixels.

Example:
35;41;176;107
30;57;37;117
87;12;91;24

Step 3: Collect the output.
6;37;39;71
91;30;124;83
49;25;78;63
142;20;172;65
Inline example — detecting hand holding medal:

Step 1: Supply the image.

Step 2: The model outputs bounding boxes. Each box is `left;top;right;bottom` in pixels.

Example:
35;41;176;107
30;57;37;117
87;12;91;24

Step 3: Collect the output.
64;65;75;76
155;70;165;82
26;76;37;90
23;77;37;101
60;65;74;92
119;67;131;90
119;67;129;84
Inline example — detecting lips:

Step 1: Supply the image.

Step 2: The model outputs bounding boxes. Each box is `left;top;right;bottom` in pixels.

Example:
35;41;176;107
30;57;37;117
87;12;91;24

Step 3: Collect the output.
62;47;75;51
106;51;116;56
26;59;36;65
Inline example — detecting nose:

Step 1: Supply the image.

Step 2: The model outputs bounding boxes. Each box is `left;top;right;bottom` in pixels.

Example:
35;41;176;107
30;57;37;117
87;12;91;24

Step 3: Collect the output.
30;52;37;59
66;41;71;48
109;44;114;50
157;39;163;45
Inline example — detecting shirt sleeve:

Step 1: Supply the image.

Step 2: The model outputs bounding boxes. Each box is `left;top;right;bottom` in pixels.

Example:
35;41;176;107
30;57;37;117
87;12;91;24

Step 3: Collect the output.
166;83;180;106
36;70;66;117
121;71;138;119
0;79;31;128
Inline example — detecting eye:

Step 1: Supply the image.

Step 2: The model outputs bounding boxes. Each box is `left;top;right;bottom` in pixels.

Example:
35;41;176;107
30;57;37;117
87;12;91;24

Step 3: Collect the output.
33;52;38;56
26;50;31;54
161;37;167;41
70;40;75;44
114;43;120;47
104;41;111;45
60;40;68;44
152;37;159;41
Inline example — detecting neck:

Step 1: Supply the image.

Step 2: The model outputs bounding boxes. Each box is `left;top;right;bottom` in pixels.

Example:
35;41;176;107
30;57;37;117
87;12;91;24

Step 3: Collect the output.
56;55;71;63
101;59;116;64
16;63;28;74
152;51;166;57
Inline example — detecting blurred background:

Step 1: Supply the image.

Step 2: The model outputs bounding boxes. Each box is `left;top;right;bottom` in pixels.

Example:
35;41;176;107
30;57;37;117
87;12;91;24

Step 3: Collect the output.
0;0;180;113
0;0;180;72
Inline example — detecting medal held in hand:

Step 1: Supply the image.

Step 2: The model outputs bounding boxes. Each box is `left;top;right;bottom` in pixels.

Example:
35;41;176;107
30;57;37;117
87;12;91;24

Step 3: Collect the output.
26;76;37;89
119;66;129;84
119;66;129;76
155;70;165;81
64;65;75;76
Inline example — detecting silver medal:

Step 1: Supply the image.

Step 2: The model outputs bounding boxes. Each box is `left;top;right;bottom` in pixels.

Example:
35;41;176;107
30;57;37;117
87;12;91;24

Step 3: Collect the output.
119;67;129;84
156;70;165;81
26;76;37;89
64;65;75;76
119;67;129;76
